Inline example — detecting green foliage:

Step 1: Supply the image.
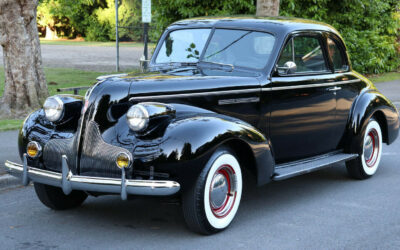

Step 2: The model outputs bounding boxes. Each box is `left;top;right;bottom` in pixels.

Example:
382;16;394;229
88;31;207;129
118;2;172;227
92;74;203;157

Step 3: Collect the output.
279;0;400;73
150;0;256;41
38;0;106;39
92;0;143;41
38;0;142;41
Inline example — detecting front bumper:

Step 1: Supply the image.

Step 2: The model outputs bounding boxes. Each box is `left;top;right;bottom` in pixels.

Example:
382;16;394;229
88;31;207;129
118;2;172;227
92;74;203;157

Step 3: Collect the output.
4;154;180;200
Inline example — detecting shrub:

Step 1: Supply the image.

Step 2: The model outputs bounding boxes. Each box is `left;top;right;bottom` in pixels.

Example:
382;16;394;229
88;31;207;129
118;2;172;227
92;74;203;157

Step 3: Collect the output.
279;0;400;73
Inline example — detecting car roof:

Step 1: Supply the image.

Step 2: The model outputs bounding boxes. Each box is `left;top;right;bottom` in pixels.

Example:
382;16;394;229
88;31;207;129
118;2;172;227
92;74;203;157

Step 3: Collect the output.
169;16;340;37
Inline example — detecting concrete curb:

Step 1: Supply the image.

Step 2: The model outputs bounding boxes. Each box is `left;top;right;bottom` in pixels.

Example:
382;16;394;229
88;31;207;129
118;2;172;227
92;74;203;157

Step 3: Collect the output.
0;174;21;190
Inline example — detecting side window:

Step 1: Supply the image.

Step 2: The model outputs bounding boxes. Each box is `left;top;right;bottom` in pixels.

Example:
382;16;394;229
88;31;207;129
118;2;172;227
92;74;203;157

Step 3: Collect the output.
327;37;348;72
278;35;329;75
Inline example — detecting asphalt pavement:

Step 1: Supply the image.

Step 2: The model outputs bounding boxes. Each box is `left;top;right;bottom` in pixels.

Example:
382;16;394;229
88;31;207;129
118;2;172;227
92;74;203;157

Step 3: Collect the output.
0;80;399;249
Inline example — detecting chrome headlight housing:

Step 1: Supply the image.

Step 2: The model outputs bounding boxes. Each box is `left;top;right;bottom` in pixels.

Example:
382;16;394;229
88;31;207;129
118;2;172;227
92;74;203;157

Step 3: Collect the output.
127;104;150;132
43;96;64;122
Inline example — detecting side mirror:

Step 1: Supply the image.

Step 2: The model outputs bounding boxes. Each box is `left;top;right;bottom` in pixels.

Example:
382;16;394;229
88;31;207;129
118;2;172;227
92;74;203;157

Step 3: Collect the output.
277;61;297;75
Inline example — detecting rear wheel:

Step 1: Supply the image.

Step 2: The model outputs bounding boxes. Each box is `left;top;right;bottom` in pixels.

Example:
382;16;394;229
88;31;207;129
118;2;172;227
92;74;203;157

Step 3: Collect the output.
346;118;383;179
182;147;243;234
34;183;88;210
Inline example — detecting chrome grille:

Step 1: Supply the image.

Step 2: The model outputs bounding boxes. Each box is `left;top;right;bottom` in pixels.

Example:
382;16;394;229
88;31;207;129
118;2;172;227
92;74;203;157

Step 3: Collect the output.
43;137;77;173
43;121;132;178
79;121;132;177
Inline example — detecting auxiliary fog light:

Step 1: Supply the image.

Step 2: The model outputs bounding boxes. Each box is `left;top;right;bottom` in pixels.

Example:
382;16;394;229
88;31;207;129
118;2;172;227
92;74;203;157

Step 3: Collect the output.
116;152;131;169
27;141;42;158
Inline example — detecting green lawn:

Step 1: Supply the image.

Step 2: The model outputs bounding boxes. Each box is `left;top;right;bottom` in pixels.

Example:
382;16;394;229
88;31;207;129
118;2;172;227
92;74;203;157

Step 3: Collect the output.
40;39;155;48
0;69;399;132
0;67;116;97
0;119;23;131
368;72;400;83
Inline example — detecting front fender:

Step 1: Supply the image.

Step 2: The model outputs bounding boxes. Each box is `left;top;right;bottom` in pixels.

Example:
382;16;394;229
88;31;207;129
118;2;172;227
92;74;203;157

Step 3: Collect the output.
347;89;399;150
145;113;275;187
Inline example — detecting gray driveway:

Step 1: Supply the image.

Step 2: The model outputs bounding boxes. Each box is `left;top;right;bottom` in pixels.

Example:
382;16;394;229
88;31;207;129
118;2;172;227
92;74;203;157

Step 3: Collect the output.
0;44;144;72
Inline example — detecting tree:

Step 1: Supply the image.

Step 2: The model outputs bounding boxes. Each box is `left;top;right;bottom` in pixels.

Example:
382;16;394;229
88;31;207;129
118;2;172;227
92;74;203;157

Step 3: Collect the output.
0;0;48;118
256;0;280;17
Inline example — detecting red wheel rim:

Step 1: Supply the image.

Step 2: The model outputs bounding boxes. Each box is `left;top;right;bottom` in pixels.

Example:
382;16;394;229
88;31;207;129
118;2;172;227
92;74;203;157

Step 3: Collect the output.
209;164;237;218
364;128;379;168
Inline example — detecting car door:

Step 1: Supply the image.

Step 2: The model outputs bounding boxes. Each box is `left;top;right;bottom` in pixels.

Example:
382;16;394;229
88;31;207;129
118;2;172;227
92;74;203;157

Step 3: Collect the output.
264;32;338;163
324;33;362;146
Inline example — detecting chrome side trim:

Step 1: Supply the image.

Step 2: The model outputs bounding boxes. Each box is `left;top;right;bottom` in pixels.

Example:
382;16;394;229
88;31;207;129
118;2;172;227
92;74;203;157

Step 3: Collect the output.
129;88;260;101
262;79;361;91
128;79;361;101
218;97;260;105
4;155;180;199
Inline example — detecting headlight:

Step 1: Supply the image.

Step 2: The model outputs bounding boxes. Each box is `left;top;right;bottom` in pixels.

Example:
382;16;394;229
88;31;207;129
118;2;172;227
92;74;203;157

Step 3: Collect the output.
43;96;64;122
127;104;149;132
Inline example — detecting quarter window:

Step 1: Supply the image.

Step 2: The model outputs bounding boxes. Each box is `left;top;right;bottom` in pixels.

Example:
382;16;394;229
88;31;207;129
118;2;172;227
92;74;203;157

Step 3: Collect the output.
327;38;348;72
278;35;329;74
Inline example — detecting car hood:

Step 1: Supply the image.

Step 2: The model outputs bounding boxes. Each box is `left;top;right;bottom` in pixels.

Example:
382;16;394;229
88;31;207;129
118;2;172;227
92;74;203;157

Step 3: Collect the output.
123;69;261;99
84;69;261;134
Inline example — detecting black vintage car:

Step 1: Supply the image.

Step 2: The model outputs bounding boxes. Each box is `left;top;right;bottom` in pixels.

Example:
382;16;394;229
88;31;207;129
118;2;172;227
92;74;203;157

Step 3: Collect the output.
5;17;399;234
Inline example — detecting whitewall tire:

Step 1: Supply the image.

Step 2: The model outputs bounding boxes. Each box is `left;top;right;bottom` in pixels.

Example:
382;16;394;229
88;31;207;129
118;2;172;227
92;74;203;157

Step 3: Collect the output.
182;147;243;234
346;119;383;179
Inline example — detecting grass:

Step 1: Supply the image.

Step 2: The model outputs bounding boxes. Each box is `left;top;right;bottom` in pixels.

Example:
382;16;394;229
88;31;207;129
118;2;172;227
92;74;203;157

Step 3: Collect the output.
0;119;23;131
368;72;400;83
40;39;155;48
0;68;399;132
44;68;111;96
0;67;125;97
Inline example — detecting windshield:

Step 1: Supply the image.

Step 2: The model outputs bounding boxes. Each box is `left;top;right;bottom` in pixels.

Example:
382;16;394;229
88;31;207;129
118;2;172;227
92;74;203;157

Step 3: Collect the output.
203;29;275;69
154;28;275;70
155;29;211;64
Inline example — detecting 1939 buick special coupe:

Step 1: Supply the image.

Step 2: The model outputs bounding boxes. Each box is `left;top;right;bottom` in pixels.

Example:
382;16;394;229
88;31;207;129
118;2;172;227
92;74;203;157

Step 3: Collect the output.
4;17;399;234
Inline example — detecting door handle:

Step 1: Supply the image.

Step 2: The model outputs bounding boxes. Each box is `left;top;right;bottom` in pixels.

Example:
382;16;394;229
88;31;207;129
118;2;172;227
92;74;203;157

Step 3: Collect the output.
327;86;341;92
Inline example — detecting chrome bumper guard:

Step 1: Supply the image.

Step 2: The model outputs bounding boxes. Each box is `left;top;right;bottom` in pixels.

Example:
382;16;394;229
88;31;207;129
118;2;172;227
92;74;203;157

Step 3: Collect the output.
4;154;180;200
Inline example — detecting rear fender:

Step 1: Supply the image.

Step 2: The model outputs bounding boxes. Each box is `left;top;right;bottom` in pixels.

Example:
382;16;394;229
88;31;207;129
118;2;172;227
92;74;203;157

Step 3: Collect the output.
346;90;399;152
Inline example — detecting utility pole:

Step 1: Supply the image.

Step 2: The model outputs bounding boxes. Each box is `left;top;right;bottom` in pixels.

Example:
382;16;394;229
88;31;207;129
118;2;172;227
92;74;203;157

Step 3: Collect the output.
115;0;119;72
142;0;151;70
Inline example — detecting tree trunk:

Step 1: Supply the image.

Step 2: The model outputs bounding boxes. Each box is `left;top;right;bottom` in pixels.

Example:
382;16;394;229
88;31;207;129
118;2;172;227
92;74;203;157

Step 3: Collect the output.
256;0;280;17
0;0;48;118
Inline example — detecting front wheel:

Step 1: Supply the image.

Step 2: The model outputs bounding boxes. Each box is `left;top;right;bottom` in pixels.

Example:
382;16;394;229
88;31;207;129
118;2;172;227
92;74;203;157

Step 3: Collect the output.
182;147;243;234
346;118;383;179
34;183;88;210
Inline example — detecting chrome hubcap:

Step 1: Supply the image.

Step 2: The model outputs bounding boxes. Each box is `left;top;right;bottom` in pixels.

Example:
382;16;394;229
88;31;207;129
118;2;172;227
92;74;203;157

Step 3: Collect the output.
210;173;228;208
209;165;237;218
364;129;379;168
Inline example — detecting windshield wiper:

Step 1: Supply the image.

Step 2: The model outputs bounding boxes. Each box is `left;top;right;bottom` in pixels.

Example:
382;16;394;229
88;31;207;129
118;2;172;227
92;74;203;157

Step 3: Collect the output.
198;61;234;72
154;62;198;71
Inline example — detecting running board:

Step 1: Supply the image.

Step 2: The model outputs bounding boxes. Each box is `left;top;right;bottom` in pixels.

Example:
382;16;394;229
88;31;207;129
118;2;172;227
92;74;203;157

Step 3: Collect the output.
273;152;358;181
